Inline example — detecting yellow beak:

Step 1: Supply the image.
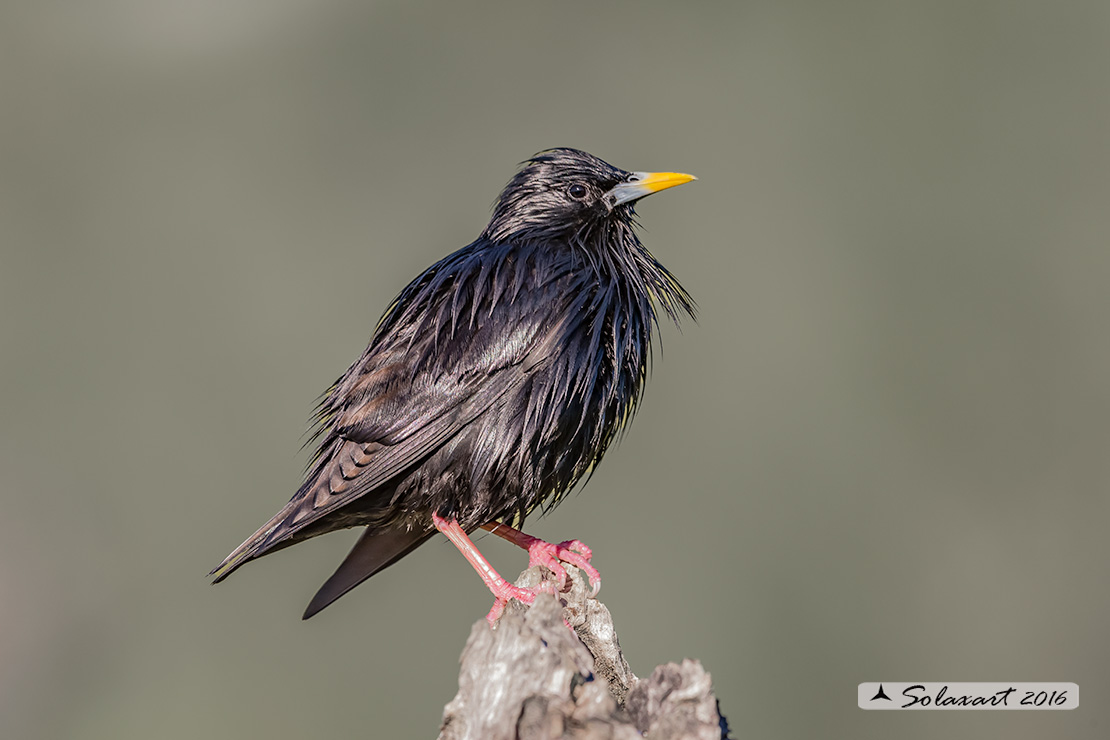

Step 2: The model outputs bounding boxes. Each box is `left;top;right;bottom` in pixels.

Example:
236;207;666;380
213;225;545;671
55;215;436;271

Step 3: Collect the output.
607;171;697;206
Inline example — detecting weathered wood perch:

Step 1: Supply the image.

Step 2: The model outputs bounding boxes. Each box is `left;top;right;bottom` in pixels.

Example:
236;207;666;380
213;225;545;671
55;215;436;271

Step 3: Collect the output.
439;565;730;739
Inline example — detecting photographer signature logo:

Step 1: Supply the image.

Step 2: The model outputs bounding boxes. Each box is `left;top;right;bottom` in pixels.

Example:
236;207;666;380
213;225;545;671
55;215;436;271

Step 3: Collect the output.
858;683;1078;710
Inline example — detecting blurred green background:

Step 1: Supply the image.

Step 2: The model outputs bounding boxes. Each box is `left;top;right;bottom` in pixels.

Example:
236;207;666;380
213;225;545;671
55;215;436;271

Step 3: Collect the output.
2;1;1108;738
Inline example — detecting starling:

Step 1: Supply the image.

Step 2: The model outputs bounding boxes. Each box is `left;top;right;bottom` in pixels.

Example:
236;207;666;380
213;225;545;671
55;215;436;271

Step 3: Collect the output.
211;148;695;622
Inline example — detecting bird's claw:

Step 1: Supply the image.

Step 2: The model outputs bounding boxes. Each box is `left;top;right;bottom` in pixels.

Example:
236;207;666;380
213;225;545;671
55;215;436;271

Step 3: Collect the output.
484;579;559;626
526;538;601;597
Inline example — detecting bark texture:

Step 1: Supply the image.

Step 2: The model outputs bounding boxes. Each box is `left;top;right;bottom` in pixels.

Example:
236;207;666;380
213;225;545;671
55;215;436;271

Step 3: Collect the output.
438;566;729;740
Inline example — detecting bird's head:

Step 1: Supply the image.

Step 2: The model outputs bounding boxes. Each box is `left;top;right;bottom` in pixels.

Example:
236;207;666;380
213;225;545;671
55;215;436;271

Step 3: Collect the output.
482;148;695;244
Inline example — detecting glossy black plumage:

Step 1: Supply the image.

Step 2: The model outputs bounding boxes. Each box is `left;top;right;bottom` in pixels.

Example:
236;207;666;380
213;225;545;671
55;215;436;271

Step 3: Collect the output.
211;148;695;617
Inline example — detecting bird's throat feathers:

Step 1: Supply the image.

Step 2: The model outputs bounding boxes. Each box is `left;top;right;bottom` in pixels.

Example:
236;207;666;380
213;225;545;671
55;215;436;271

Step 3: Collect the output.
374;223;695;383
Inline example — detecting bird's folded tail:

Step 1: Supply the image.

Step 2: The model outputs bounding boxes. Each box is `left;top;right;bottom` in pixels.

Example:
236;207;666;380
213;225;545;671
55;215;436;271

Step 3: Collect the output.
302;525;434;619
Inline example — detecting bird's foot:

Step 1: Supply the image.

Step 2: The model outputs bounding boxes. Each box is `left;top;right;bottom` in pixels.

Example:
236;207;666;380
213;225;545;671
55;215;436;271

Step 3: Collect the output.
525;538;601;596
432;513;563;627
483;578;560;626
480;521;602;597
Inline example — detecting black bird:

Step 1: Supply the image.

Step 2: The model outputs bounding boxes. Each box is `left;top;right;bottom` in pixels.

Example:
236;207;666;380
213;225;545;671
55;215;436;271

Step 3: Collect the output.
211;148;695;622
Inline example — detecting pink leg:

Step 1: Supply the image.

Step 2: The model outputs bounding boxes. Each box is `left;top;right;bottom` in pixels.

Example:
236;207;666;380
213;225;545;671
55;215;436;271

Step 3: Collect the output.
480;521;601;597
432;513;550;625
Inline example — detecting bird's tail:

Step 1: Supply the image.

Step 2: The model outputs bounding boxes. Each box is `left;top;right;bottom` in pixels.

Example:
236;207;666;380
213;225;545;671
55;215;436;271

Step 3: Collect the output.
302;525;434;619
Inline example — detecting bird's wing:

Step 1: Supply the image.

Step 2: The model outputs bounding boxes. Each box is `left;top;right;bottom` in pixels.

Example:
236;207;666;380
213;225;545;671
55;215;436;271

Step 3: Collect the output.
210;294;567;581
310;306;561;507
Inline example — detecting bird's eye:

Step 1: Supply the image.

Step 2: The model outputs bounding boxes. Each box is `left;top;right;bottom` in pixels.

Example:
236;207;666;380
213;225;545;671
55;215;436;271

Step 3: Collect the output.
568;183;588;200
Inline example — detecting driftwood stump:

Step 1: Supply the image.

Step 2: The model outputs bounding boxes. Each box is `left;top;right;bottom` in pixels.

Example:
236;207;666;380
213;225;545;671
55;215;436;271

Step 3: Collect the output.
438;565;729;740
